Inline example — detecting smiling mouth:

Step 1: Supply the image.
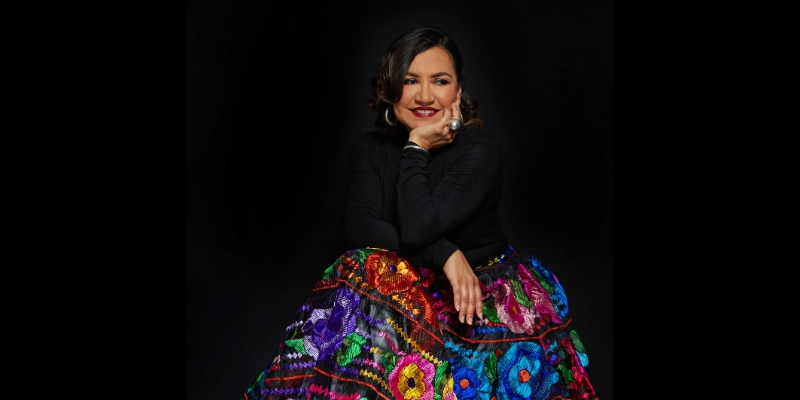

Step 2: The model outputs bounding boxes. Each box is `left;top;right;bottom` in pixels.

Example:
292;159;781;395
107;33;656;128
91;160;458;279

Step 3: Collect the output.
411;109;438;117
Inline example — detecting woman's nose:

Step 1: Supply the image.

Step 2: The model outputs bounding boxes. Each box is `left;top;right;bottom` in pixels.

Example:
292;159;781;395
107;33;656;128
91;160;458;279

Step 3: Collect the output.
417;84;434;105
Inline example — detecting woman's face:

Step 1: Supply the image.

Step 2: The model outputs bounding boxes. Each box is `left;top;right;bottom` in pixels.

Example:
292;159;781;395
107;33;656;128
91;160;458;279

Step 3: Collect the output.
393;46;462;132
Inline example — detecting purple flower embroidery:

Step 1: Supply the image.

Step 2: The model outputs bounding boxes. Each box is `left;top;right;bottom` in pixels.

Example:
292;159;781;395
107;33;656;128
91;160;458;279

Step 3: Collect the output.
301;288;360;360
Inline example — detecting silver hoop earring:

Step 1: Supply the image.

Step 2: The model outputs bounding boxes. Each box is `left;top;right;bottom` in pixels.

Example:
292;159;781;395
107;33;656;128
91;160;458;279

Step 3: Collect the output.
384;107;397;126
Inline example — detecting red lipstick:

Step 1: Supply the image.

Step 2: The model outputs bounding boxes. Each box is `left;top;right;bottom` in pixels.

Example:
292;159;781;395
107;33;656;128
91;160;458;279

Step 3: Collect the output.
411;106;438;118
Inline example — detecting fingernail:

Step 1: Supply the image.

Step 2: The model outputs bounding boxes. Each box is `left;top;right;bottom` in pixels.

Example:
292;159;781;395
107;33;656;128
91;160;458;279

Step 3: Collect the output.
460;315;465;323
455;305;460;312
478;313;483;320
467;317;473;325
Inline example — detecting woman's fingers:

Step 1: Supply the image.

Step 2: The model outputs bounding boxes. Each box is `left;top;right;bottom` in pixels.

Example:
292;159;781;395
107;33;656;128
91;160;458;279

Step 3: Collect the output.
442;250;483;325
472;276;483;321
452;277;466;324
409;102;462;149
477;287;484;320
447;101;460;141
464;279;475;325
440;108;454;142
465;274;482;324
454;272;482;325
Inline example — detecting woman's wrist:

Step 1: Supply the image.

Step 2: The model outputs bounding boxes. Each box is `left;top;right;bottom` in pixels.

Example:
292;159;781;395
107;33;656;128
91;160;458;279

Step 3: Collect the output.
403;141;429;153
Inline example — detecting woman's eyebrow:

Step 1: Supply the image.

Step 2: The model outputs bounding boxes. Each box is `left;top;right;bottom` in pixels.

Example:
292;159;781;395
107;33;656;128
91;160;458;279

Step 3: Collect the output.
405;71;454;78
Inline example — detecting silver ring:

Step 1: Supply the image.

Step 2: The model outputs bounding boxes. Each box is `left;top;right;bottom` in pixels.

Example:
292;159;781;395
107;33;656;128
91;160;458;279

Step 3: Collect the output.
448;118;462;132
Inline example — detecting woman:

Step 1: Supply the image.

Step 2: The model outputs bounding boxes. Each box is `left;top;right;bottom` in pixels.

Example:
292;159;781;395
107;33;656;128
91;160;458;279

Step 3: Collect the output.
243;26;598;400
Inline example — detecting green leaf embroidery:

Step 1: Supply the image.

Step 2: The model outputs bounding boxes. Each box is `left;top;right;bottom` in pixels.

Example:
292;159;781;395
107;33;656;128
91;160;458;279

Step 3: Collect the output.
483;300;501;322
485;351;498;384
284;338;307;355
511;280;533;307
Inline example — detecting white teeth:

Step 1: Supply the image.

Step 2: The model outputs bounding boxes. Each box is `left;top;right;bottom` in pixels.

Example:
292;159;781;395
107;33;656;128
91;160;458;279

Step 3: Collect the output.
415;110;435;115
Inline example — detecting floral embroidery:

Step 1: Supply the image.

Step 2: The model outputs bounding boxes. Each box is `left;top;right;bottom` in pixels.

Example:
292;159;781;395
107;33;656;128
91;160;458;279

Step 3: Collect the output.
440;374;456;400
244;246;598;400
486;264;566;334
451;356;492;400
492;279;536;334
516;265;560;324
302;288;360;360
558;334;592;390
366;251;419;295
388;353;436;400
527;256;569;319
496;342;558;400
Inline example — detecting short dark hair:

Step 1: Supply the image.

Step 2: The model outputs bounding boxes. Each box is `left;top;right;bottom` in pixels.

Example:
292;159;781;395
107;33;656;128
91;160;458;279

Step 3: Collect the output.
367;26;482;132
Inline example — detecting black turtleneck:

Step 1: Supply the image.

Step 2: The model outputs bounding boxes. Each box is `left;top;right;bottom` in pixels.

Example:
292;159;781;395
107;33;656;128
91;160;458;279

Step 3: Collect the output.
344;126;508;270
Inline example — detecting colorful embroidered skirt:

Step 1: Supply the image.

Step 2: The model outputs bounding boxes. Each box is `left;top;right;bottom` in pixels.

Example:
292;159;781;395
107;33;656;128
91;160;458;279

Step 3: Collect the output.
242;246;598;400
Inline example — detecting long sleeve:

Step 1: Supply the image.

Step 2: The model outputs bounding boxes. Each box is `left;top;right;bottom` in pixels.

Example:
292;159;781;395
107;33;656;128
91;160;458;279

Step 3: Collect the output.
344;137;402;250
410;237;460;270
344;133;463;269
397;137;502;249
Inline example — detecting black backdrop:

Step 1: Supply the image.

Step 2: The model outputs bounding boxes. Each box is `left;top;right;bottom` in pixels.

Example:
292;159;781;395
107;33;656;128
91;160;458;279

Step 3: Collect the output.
187;0;613;398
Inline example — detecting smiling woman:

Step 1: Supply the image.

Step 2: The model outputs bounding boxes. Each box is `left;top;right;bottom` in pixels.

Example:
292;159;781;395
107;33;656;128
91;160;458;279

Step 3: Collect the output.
238;26;600;400
389;47;462;136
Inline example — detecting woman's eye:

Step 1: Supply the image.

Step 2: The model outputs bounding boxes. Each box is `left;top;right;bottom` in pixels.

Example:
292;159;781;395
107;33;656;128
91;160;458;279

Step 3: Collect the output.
434;78;449;85
403;78;417;85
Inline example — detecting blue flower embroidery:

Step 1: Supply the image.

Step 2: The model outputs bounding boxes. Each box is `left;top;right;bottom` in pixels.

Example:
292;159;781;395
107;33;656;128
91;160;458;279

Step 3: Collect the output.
451;356;492;400
496;342;558;400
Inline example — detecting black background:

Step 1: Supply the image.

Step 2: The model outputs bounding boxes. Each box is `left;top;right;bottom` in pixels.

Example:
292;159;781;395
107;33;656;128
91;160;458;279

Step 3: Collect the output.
187;0;613;398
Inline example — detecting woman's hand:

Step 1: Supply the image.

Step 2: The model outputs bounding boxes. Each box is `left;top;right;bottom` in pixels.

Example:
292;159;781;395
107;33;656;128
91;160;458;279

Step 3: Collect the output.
442;249;483;325
408;100;461;151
